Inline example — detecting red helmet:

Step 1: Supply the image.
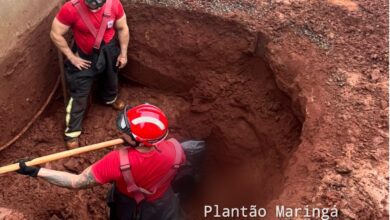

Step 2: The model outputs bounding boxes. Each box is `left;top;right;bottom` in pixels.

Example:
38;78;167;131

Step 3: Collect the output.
117;104;169;147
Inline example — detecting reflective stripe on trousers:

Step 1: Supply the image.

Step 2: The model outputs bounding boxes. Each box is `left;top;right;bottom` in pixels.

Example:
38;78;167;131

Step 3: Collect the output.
63;39;120;140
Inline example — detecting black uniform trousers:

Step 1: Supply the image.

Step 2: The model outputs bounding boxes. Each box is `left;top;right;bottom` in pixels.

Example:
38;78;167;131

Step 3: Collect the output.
107;186;182;220
64;39;120;140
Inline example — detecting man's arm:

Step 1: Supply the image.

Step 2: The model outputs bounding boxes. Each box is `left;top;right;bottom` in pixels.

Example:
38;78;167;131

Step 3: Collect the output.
50;18;91;70
115;14;129;69
37;166;98;189
50;18;73;60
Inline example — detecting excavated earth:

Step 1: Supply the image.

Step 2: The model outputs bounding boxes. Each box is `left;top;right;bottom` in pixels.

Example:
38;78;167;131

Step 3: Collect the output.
0;0;388;219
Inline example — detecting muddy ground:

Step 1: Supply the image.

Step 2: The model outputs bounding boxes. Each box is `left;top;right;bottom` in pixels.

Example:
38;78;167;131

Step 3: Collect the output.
0;0;388;219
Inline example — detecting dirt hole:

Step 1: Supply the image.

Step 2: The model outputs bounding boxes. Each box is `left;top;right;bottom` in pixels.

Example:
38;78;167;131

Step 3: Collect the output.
120;4;304;215
0;3;304;219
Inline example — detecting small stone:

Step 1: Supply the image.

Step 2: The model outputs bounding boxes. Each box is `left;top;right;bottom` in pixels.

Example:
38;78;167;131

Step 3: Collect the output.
369;69;381;81
335;162;352;174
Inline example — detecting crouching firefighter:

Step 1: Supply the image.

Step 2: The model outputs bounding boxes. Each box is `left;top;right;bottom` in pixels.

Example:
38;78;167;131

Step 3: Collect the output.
16;104;186;220
50;0;130;149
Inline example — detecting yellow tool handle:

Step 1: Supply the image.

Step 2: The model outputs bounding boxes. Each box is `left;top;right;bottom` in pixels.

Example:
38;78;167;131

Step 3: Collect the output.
0;138;124;175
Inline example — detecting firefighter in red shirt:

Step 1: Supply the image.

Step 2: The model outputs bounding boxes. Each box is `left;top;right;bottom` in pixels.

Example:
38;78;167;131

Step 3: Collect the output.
17;104;186;220
51;0;130;149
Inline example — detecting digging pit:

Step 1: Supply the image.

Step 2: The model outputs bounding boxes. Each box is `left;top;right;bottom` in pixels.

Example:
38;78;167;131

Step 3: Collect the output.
124;4;304;211
0;2;306;219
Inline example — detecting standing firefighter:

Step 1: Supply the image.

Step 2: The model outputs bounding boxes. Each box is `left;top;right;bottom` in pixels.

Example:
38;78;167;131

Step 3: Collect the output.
16;104;186;220
51;0;130;149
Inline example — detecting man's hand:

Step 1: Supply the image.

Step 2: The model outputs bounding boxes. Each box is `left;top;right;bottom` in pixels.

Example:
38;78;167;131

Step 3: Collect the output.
69;54;92;70
17;160;40;177
116;54;128;69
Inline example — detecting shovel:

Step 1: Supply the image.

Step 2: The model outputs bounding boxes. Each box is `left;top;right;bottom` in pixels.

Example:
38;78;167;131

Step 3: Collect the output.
0;138;124;175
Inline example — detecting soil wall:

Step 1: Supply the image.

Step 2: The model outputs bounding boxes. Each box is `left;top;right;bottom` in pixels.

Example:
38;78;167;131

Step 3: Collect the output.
0;0;62;148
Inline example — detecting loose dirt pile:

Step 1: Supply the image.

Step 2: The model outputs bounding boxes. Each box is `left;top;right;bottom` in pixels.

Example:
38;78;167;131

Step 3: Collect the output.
0;0;388;220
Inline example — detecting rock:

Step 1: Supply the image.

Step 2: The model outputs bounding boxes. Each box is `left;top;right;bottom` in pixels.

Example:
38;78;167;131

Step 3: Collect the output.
335;162;352;174
369;69;381;81
335;166;352;174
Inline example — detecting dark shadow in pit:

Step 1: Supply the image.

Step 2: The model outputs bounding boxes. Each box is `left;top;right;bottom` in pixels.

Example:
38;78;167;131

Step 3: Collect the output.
178;58;303;219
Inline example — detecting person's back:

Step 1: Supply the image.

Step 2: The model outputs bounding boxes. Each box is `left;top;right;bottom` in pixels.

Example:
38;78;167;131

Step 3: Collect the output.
93;104;186;219
92;140;185;201
15;104;185;220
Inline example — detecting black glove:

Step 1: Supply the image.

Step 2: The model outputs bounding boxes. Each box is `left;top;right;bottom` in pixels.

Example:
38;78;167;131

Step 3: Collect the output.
16;160;40;177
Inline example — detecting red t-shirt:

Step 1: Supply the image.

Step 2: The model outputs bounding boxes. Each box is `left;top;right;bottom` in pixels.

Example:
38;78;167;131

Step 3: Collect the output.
56;0;125;54
92;141;186;202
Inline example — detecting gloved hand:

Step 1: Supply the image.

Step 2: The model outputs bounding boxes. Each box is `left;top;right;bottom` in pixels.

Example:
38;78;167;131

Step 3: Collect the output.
16;160;40;177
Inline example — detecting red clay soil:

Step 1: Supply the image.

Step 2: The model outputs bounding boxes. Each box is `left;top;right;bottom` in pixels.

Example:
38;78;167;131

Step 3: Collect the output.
0;5;60;149
0;0;388;220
